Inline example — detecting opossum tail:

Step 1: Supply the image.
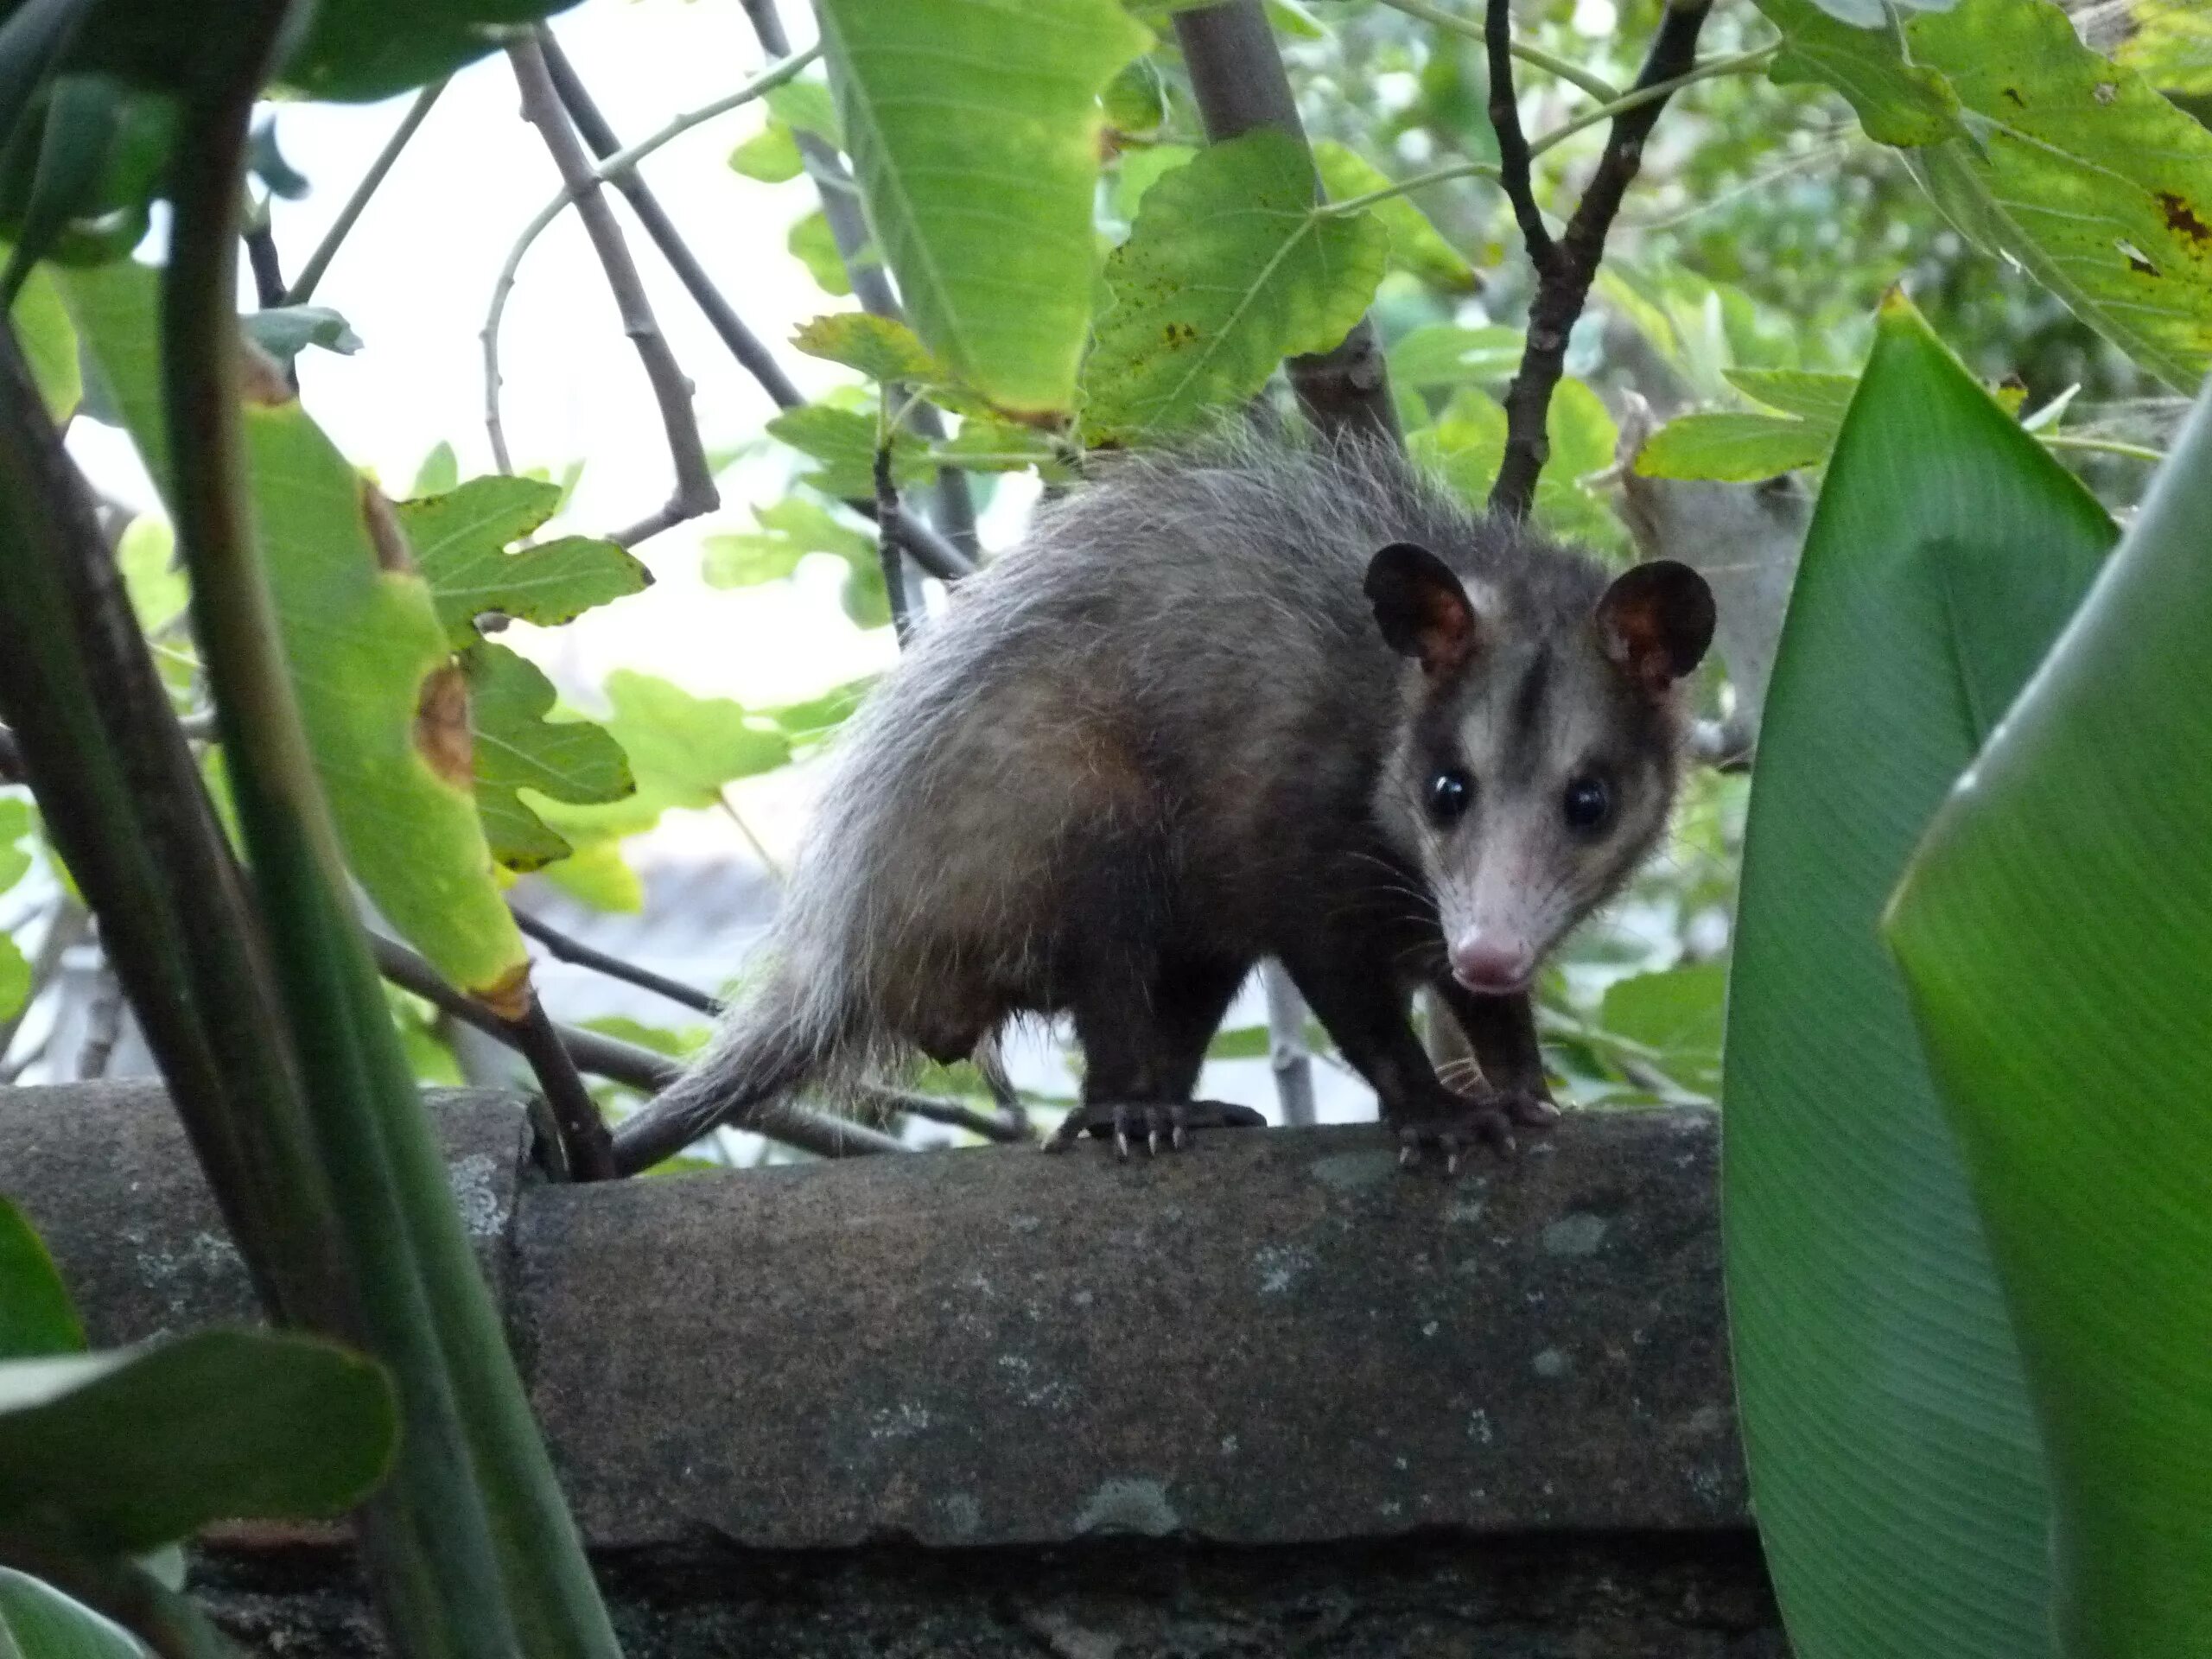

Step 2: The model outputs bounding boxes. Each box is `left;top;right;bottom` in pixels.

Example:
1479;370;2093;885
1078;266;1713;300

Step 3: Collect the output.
609;968;849;1175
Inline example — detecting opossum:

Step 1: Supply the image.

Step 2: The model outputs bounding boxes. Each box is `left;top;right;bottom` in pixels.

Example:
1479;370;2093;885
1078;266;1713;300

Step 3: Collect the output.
613;430;1713;1175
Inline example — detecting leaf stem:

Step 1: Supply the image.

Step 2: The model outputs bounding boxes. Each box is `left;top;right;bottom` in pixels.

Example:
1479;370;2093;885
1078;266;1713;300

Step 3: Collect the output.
283;79;446;306
2039;432;2164;463
1372;0;1622;102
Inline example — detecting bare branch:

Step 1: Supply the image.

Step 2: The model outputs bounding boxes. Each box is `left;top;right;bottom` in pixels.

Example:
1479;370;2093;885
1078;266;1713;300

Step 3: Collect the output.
537;35;806;413
512;903;722;1017
852;1082;1034;1145
284;79;446;306
1172;0;1401;445
243;223;288;308
506;32;718;543
1491;0;1714;521
510;990;617;1179
873;435;915;644
1485;0;1557;277
371;932;905;1160
1261;961;1317;1128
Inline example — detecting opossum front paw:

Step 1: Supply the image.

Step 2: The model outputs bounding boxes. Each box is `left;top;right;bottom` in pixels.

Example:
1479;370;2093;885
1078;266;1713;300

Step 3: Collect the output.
1044;1099;1268;1160
1389;1089;1553;1174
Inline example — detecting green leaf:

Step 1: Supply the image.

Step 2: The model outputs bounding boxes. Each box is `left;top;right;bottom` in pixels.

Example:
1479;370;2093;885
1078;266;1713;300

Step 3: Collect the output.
0;1570;140;1659
400;477;651;648
1411;380;1622;550
580;1014;710;1061
1886;380;2212;1658
1313;140;1477;292
728;121;804;183
1386;322;1523;391
1598;963;1726;1097
1103;56;1167;137
1722;366;1858;423
0;1197;83;1361
791;312;942;385
766;403;938;499
1110;142;1192;222
1722;295;2115;1659
536;838;642;913
0;1330;397;1554
1083;130;1389;442
240;303;362;366
703;496;876;590
817;0;1150;415
4;260;79;422
1632;411;1833;481
277;1;589;102
787;208;854;297
933;414;1064;475
1898;0;2212;393
1206;1024;1270;1060
762;677;875;747
537;671;791;843
1;933;31;1030
0;797;33;896
1753;0;1964;147
462;643;634;874
60;259;531;1004
113;513;187;636
410;439;459;499
766;78;842;146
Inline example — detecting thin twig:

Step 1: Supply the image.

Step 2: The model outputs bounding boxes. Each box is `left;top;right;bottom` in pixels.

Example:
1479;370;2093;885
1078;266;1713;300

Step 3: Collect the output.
512;903;722;1016
283;79;446;306
243;222;287;308
873;432;914;644
1260;960;1317;1128
369;932;904;1160
1372;0;1621;101
537;35;806;412
510;989;616;1179
481;46;820;476
1491;0;1714;521
505;32;718;543
1486;0;1556;276
853;1081;1033;1145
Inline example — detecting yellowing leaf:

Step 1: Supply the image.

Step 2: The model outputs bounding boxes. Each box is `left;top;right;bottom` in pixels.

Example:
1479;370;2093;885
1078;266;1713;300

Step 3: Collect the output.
1083;129;1389;441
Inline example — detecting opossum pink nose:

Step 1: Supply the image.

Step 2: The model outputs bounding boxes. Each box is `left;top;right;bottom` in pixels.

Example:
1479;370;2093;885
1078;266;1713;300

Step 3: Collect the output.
1449;937;1534;995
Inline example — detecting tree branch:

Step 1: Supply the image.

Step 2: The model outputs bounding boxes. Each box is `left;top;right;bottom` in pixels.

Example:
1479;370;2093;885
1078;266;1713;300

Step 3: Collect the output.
537;34;807;413
371;933;905;1160
852;1081;1033;1146
243;223;288;308
1486;0;1557;277
1491;0;1714;521
506;32;717;547
512;903;722;1015
283;79;446;306
1172;0;1402;446
511;990;616;1179
873;435;915;643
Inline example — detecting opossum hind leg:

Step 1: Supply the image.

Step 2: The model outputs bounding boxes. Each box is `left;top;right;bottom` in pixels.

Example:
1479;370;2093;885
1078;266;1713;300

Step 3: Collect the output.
1047;950;1263;1159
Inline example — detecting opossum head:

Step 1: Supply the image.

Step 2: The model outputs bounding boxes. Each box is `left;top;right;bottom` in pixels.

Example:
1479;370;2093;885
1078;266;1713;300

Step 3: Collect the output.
1364;540;1714;996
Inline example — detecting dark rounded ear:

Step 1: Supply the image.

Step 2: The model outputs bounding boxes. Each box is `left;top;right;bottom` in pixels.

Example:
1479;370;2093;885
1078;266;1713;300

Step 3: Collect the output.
1364;542;1478;678
1595;560;1715;696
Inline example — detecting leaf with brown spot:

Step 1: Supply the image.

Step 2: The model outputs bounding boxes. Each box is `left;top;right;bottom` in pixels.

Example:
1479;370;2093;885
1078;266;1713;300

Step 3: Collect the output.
58;259;530;1003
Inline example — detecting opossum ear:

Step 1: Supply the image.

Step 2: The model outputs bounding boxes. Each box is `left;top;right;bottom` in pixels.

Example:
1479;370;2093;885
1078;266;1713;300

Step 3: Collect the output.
1596;560;1715;695
1365;542;1478;677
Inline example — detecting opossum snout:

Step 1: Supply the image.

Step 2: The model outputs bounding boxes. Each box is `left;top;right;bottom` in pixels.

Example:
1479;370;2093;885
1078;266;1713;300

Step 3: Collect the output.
1447;932;1535;996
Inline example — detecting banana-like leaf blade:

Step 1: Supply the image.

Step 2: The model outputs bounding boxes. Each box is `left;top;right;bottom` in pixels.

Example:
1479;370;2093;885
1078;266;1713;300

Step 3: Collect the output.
1886;379;2212;1658
1721;293;2114;1659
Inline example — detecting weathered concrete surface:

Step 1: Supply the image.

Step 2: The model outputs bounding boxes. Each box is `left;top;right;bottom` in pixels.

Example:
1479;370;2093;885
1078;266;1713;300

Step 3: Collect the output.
519;1107;1741;1551
1;1083;1770;1656
0;1082;533;1344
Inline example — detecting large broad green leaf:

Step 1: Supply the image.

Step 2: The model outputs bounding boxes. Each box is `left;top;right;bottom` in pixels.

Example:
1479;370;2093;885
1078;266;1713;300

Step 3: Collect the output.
3;259;79;422
1311;140;1476;293
399;476;650;649
1886;380;2212;1658
817;0;1149;416
1760;0;2212;391
1082;129;1389;442
276;2;586;101
1722;294;2115;1659
0;1570;140;1659
463;642;634;873
537;671;791;845
0;1330;396;1554
1631;411;1832;482
60;260;531;1007
0;1197;82;1361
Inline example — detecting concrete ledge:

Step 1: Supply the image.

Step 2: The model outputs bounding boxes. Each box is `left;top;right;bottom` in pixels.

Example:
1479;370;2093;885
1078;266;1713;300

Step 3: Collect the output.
0;1084;1764;1655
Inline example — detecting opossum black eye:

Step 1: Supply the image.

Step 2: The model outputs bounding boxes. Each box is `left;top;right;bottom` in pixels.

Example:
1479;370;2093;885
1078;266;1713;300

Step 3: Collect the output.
1427;767;1473;827
1562;774;1612;835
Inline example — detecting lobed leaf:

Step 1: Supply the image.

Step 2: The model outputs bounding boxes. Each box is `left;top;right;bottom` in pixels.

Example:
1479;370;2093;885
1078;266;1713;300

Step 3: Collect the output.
1721;293;2113;1659
462;643;634;874
1083;130;1389;442
1887;378;2212;1657
817;0;1148;414
537;671;791;844
401;476;650;649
